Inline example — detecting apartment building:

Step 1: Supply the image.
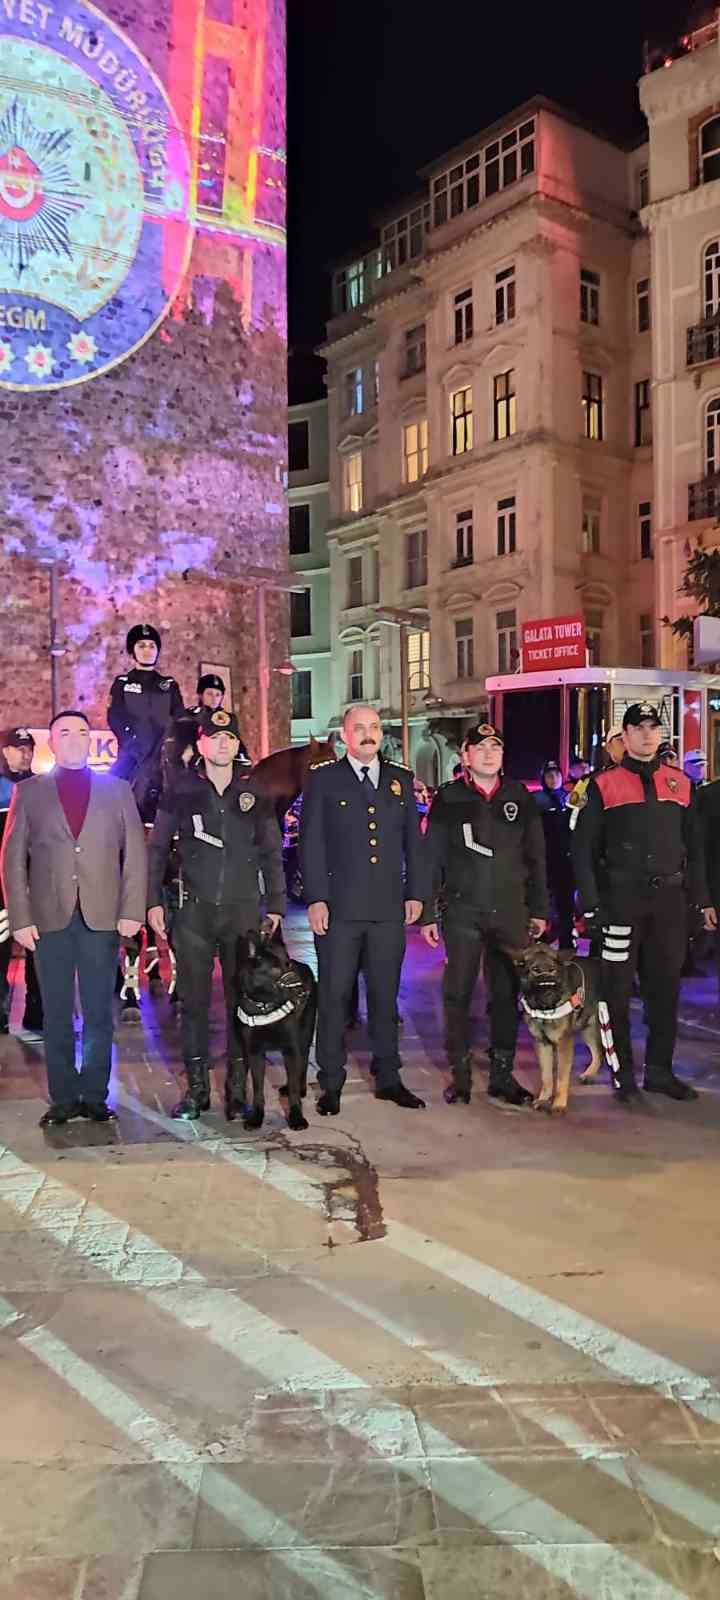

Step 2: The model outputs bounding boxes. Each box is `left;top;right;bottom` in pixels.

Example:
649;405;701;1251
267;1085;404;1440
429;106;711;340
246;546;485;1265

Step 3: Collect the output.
288;399;332;740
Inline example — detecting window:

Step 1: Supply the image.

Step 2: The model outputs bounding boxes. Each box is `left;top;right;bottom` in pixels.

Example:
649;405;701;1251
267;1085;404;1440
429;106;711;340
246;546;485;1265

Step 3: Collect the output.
373;359;380;406
431;116;534;226
638;500;652;559
451;386;473;454
343;367;363;416
289;502;310;555
640;613;654;669
348;648;364;701
405;528;428;589
636;278;651;333
290;588;311;638
333;254;380;314
704;241;720;318
700;116;720;185
407;629;430;692
496;609;517;674
494;370;516;440
582;371;603;440
402;419;428;483
635;379;652;446
342;451;363;513
455;617;475;680
454;508;474;566
403;324;426;376
638;166;649;209
291;669;312;720
495;264;516;325
585;609;603;666
706;396;720;474
370;547;380;604
581;493;601;555
288;420;309;472
497;495;517;556
346;555;363;609
380;202;430;273
580;267;600;326
454;286;474;344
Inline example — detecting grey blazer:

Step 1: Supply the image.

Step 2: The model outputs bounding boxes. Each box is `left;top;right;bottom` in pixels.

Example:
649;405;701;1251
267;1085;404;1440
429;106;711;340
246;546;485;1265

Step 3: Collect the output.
0;771;148;934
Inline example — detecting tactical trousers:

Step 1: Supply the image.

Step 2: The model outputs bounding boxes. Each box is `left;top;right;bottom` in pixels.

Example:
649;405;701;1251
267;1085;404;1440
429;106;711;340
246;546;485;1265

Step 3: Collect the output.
442;912;521;1063
600;885;686;1077
173;898;258;1066
315;919;406;1093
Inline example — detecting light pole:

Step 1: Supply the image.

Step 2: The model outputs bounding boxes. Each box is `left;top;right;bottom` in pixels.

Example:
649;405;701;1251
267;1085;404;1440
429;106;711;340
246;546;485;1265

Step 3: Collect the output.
37;551;66;721
375;605;429;768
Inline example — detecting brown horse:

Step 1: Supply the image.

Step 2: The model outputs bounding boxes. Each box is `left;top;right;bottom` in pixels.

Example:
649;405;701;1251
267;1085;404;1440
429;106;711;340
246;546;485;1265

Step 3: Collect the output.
250;733;336;822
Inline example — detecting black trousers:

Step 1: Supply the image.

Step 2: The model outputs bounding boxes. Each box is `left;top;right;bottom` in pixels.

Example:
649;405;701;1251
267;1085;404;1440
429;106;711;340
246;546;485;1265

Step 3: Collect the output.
547;875;575;951
315;919;405;1093
442;911;522;1063
34;908;119;1106
172;898;258;1066
0;940;43;1027
600;885;686;1077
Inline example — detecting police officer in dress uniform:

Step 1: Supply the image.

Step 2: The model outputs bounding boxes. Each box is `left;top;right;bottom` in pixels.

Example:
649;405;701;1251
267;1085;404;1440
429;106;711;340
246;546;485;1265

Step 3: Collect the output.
147;708;286;1119
421;723;548;1107
299;703;425;1116
108;624;185;1007
571;702;716;1103
0;729;43;1035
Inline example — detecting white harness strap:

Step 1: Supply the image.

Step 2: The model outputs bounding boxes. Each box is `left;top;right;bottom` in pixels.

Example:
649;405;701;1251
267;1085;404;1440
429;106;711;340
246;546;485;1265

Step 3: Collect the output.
237;999;295;1027
521;996;576;1021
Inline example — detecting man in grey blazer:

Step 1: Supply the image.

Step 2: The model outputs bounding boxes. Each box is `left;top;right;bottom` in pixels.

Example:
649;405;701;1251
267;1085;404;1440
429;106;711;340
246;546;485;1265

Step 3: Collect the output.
1;710;147;1126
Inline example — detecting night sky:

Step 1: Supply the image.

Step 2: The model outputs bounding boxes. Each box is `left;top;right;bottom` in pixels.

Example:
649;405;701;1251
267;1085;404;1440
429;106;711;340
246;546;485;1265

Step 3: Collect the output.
288;0;693;400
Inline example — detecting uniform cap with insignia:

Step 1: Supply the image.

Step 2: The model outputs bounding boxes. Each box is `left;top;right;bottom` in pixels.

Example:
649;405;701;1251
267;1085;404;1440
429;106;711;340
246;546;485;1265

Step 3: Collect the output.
198;707;241;738
622;702;661;729
197;672;225;695
1;727;35;749
463;722;504;747
126;623;161;655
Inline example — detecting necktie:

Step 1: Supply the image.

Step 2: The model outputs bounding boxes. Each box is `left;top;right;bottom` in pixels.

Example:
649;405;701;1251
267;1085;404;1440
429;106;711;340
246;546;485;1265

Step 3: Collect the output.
360;765;373;790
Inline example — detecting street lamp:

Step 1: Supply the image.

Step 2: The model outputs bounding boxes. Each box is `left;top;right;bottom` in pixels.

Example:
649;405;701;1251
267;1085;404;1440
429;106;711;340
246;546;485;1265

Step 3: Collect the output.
375;605;429;767
37;549;67;721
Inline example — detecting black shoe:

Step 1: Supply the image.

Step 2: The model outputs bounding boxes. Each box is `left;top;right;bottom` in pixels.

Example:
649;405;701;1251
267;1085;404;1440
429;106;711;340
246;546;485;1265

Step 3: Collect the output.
444;1054;472;1105
79;1100;116;1122
22;1014;43;1033
487;1050;533;1108
172;1060;210;1119
375;1083;426;1109
317;1089;342;1116
120;991;142;1023
39;1101;82;1128
643;1068;699;1102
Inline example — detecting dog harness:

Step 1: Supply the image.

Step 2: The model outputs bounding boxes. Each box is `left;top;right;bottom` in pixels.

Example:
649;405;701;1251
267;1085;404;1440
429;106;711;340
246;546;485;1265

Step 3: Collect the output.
519;961;586;1021
236;970;309;1029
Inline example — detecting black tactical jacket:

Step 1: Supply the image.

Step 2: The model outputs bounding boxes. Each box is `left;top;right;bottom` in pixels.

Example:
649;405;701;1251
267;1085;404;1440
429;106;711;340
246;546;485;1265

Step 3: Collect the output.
148;765;286;914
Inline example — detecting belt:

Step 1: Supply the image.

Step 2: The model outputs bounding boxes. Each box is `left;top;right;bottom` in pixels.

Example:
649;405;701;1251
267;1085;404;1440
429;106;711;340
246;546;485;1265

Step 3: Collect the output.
646;872;683;890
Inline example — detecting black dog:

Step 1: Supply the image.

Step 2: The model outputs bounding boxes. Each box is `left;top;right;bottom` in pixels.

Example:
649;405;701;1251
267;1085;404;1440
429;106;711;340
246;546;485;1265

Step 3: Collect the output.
229;928;316;1131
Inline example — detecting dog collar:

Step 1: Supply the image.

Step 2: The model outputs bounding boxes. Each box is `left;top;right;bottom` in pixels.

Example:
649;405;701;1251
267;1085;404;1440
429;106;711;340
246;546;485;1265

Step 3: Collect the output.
520;989;583;1021
237;998;296;1027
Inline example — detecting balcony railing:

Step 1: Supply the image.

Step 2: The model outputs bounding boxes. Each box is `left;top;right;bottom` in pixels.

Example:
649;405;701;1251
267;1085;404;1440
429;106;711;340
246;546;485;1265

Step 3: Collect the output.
688;471;720;522
687;316;720;368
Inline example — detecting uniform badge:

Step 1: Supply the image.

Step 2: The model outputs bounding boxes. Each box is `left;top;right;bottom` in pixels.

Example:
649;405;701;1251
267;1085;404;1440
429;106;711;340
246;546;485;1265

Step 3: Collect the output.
503;801;519;822
238;792;255;812
158;678;173;691
211;709;231;727
390;779;402;796
667;776;679;793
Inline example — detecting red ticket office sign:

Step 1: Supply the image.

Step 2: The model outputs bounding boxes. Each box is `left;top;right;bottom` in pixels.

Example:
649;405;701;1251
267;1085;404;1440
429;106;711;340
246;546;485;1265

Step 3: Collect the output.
521;615;586;672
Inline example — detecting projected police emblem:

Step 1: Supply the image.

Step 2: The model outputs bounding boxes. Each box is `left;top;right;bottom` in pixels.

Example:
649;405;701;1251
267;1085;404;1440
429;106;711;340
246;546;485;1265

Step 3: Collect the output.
0;3;192;391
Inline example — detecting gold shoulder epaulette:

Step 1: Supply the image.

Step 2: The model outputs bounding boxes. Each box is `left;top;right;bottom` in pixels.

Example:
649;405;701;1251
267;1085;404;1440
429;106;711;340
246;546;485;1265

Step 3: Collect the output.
387;760;411;771
309;759;335;770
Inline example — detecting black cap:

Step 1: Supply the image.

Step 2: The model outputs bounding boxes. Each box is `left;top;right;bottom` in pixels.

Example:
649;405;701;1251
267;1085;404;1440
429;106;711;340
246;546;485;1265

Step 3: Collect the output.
1;726;35;749
126;623;161;655
197;672;225;695
463;723;504;747
622;702;661;729
197;707;241;739
657;740;678;760
541;759;561;775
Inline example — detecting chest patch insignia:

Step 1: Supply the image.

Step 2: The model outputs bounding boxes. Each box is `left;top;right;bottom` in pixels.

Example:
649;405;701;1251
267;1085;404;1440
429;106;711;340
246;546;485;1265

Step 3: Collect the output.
158;679;174;692
667;776;679;793
503;801;519;822
238;792;255;813
192;813;223;848
390;778;402;796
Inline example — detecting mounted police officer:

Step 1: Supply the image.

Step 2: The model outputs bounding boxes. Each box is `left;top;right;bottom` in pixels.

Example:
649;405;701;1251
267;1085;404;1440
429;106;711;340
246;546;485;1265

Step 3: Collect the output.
299;703;425;1116
175;672;251;770
0;728;43;1035
108;624;184;1008
147;708;286;1120
421;723;548;1108
571;702;716;1103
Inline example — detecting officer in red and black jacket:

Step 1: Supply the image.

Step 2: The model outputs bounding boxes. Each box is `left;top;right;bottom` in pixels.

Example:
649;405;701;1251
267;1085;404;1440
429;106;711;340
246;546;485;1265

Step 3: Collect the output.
571;703;716;1103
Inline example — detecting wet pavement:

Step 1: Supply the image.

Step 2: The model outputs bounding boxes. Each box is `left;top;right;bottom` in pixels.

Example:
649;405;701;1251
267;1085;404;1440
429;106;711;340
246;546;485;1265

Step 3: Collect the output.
1;912;720;1598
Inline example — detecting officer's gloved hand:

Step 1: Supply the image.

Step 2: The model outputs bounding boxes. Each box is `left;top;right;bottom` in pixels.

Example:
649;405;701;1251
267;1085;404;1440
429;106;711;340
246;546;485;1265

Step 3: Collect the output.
581;907;599;931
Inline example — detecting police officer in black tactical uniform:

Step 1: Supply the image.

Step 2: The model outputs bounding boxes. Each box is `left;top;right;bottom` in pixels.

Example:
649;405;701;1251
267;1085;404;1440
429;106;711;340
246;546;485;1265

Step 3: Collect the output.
175;672;252;770
147;708;286;1119
571;702;716;1104
108;624;185;1007
534;759;575;949
0;729;43;1036
421;723;548;1108
300;703;425;1116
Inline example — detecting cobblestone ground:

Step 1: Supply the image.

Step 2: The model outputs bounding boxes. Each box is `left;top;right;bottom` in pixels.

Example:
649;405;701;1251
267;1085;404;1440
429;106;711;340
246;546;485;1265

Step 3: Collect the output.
1;912;720;1599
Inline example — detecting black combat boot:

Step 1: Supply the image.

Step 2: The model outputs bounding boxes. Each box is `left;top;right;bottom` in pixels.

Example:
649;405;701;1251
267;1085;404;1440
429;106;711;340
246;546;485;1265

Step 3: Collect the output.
444;1053;473;1105
172;1058;211;1119
643;1064;699;1102
487;1049;533;1107
225;1058;248;1123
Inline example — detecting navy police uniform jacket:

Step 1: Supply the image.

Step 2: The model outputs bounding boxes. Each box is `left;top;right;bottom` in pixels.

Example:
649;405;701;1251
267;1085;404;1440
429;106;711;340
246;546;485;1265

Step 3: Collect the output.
571;756;709;916
109;667;184;821
299;756;424;922
148;765;286;915
422;775;548;935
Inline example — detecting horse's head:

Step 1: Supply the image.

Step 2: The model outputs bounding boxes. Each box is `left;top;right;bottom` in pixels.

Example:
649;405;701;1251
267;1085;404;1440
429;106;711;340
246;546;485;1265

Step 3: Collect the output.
307;732;336;766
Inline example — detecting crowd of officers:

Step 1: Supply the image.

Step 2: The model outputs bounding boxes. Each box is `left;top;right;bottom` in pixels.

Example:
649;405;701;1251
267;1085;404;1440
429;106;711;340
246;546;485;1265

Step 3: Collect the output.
1;617;716;1122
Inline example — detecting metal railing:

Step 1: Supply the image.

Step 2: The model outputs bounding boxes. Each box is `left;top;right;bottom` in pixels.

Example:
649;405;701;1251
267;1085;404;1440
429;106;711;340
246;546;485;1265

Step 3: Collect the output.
688;471;720;521
687;316;720;367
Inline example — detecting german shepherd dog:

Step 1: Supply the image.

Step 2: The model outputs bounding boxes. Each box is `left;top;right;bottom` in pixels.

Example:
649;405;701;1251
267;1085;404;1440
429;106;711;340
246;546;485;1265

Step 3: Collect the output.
510;944;605;1114
229;928;317;1132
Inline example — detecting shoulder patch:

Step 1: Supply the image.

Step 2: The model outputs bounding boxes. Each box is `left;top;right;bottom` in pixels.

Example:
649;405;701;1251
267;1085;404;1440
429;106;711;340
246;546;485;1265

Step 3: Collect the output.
387;760;412;771
309;759;335;771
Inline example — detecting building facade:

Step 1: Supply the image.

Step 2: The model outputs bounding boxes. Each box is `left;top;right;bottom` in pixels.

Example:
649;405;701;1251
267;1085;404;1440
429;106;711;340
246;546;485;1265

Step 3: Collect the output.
288;399;333;740
321;97;656;779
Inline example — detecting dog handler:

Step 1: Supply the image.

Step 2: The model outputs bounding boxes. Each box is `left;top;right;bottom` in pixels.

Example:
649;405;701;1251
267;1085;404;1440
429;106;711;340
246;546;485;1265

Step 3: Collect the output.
421;723;549;1107
147;709;286;1120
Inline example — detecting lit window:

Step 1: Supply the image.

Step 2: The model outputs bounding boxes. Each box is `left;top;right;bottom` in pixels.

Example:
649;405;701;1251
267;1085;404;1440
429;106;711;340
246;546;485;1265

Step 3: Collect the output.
495;264;516;325
581;493;601;555
640;613;654;669
431;117;534;226
585;609;603;666
699;116;720;185
291;669;312;720
450;387;473;454
342;452;363;513
638;500;652;560
635;379;652;447
333;254;381;315
636;278;650;333
346;555;363;609
454;508;474;566
402;419;428;483
288;420;309;471
343;367;364;416
454;286;474;344
704;241;720;317
407;629;431;691
290;588;311;638
580;267;600;326
496;609;517;674
706;396;720;474
381;203;430;273
497;495;517;556
348;648;364;701
582;371;603;440
405;529;428;589
289;503;310;555
493;370;516;441
455;617;474;679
